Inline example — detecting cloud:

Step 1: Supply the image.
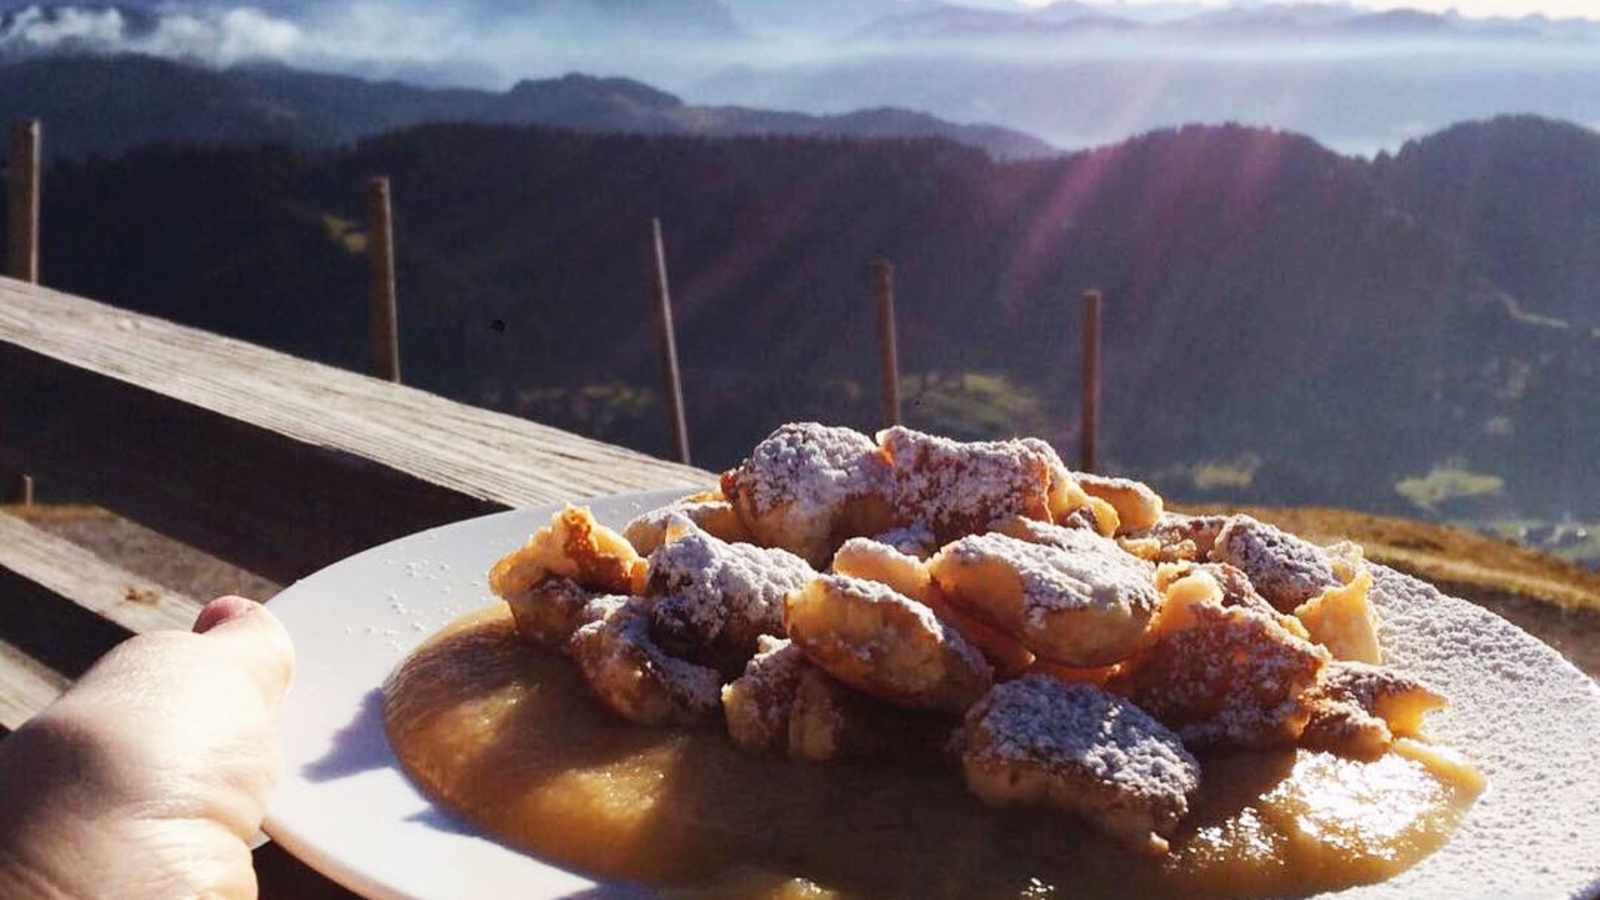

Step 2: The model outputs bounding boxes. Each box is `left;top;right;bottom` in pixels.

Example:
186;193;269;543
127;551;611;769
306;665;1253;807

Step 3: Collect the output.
0;6;128;51
142;7;302;63
1;4;304;66
0;2;755;89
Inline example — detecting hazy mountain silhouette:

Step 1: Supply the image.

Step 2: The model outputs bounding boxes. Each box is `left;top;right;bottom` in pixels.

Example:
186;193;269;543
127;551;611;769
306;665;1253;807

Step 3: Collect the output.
6;115;1594;530
1376;116;1600;330
858;2;1600;43
0;54;1054;159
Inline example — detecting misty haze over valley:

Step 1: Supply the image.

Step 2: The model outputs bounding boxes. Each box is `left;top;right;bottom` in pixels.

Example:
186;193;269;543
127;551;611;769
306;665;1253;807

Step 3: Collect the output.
3;0;1600;153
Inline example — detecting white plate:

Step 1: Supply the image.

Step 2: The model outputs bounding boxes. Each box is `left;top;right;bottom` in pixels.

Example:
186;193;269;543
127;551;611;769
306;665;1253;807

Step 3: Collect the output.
263;490;1600;900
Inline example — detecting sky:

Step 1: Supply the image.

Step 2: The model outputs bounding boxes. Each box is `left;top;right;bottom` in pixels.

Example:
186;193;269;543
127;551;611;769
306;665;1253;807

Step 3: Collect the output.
1029;0;1600;18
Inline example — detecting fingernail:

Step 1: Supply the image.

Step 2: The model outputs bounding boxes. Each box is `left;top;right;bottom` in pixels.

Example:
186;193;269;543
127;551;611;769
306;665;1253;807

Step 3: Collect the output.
194;595;260;634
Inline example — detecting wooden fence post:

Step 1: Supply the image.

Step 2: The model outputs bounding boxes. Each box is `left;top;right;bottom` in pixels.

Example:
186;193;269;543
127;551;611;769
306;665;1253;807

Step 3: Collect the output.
871;258;902;427
648;218;691;465
1080;289;1102;474
6;119;40;506
365;176;401;383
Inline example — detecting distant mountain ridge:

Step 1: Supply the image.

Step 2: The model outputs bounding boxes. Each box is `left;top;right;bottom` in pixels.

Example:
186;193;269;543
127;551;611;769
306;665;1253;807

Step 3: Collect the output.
859;1;1600;42
7;113;1594;529
0;54;1055;159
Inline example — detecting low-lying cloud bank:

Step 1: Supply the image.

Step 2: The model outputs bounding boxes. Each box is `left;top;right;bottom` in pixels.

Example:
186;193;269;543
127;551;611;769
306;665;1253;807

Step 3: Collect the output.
3;2;1599;153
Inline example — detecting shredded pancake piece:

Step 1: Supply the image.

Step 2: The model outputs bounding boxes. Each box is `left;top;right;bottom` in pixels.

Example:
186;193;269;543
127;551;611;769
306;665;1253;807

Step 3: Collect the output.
1154;561;1285;624
1301;660;1446;759
1123;512;1230;563
1294;568;1382;664
488;504;648;599
961;676;1201;856
877;426;1055;544
1072;472;1165;533
622;490;751;556
646;517;816;665
1209;514;1351;612
784;573;993;714
566;598;721;726
1110;569;1329;749
503;576;602;647
988;514;1098;549
788;666;952;763
720;422;896;567
722;636;811;754
722;635;951;762
835;537;1035;677
929;531;1160;667
832;536;940;605
1016;438;1118;535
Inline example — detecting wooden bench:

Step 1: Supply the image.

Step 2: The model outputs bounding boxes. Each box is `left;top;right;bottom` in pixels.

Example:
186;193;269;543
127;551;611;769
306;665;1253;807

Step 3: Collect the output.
0;275;713;895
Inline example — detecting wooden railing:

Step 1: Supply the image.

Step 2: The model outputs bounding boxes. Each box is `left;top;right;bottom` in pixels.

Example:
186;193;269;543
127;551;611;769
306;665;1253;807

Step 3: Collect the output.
0;275;712;893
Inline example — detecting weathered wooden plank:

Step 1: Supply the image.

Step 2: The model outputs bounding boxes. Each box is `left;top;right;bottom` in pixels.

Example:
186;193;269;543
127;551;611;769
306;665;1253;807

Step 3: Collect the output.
0;553;131;686
0;636;67;734
0;278;713;582
0;513;201;634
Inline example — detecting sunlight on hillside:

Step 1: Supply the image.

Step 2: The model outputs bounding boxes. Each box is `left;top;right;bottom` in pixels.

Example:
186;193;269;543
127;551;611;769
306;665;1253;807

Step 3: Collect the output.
1189;454;1264;491
320;213;367;254
902;371;1051;441
1396;463;1506;513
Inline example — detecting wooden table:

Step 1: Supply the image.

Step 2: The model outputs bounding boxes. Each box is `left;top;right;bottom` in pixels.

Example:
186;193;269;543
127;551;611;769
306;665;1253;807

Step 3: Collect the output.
0;276;713;896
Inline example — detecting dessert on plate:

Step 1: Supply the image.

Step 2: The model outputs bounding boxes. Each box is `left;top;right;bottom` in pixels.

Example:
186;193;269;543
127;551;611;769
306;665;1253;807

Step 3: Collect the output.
384;422;1485;898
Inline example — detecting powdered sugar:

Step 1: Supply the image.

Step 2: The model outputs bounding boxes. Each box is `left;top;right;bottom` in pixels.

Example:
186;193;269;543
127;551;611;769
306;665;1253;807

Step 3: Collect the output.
947;531;1159;626
966;676;1200;813
723;422;891;518
1133;513;1229;558
1113;600;1329;749
1315;659;1441;713
1210;514;1345;611
722;636;810;752
800;573;994;707
647;518;815;652
818;573;953;643
566;598;722;722
1301;660;1443;754
1329;566;1600;899
878;426;1052;540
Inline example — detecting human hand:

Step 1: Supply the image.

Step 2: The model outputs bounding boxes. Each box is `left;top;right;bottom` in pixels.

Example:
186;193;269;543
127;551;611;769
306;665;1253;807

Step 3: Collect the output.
0;596;295;899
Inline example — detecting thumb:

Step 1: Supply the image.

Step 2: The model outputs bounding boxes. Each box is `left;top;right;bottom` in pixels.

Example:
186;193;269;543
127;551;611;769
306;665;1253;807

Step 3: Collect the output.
193;596;296;707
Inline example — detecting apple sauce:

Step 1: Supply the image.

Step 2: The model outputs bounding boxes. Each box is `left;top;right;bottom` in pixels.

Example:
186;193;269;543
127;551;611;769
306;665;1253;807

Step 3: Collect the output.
384;605;1482;899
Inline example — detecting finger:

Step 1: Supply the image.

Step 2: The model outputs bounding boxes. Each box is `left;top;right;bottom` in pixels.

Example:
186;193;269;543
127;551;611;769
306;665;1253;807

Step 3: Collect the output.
197;598;296;706
193;595;259;634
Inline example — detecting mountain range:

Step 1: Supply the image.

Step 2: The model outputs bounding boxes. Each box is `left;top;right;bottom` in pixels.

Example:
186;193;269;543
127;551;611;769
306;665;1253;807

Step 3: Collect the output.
859;2;1600;42
0;53;1054;160
4;2;1600;155
6;106;1595;537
